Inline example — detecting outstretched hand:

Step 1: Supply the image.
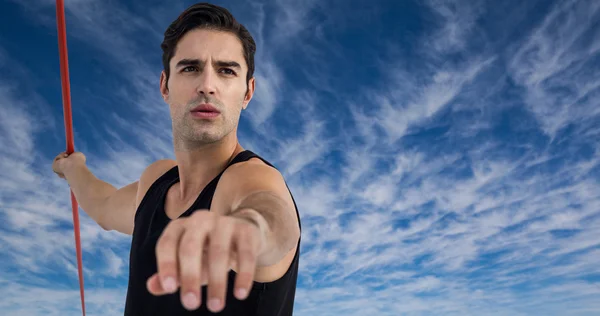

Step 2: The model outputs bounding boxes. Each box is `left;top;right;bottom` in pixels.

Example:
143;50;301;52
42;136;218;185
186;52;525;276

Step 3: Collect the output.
146;210;264;312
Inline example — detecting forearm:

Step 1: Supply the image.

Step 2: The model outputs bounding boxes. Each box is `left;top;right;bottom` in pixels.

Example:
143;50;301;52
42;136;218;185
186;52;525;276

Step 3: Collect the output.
62;162;117;226
230;191;300;267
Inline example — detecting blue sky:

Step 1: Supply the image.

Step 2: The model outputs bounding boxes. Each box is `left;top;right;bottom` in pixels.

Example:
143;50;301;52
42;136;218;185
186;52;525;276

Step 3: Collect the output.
0;0;599;315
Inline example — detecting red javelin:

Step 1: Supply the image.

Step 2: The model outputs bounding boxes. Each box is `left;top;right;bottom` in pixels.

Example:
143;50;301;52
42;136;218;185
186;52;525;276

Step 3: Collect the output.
55;0;86;315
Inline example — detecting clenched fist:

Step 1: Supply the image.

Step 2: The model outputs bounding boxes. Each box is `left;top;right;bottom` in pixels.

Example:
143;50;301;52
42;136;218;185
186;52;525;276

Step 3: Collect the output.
52;151;86;179
146;210;265;312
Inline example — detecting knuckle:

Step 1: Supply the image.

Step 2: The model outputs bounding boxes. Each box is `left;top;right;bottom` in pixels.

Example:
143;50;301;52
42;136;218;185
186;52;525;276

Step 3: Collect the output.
155;234;173;251
239;222;257;235
237;231;256;247
191;210;209;221
178;238;199;258
190;212;201;221
238;248;256;259
155;242;172;257
239;228;254;240
179;274;200;289
237;251;257;266
209;243;227;257
191;210;205;218
190;213;208;227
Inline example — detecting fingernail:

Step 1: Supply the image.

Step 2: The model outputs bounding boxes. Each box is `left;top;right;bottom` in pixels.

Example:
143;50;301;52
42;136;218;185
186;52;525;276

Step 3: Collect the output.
163;277;176;293
183;292;199;310
236;288;248;299
208;298;222;311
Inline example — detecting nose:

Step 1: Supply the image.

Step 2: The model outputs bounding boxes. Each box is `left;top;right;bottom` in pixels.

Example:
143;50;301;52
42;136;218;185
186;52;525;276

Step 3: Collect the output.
196;67;216;96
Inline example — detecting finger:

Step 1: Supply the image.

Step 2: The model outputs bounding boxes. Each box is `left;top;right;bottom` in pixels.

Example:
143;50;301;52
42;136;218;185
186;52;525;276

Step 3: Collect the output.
233;224;259;300
207;218;234;313
54;152;68;160
147;273;163;295
178;226;208;311
146;272;180;295
52;169;65;179
154;220;185;295
201;247;237;285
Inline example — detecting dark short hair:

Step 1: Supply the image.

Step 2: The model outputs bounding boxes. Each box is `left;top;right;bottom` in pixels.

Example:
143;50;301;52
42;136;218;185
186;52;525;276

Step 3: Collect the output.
161;3;256;86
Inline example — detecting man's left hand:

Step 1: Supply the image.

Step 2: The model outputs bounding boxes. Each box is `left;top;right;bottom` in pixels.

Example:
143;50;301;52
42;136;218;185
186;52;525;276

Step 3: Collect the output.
146;210;264;312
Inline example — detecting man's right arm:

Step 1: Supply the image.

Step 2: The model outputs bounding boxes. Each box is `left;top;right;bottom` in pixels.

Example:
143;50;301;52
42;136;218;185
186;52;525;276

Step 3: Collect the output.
59;154;174;235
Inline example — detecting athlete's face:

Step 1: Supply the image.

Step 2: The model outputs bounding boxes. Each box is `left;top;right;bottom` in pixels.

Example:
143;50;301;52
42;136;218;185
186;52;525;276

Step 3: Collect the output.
160;29;255;149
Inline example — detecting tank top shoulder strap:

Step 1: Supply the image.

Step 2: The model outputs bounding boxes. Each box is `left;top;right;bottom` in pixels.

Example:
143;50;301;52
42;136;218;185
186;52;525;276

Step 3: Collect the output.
229;149;258;165
236;150;278;168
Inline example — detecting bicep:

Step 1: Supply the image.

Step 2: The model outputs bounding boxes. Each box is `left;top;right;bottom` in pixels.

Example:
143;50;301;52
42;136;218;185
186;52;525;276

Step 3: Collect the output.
100;159;176;235
101;181;139;235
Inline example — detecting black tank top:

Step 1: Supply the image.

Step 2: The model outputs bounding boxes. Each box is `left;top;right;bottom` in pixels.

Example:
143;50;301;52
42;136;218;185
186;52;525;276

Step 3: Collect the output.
124;150;301;316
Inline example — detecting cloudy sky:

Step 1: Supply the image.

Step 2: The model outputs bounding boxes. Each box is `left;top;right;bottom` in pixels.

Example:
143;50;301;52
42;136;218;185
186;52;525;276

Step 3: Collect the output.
1;0;599;315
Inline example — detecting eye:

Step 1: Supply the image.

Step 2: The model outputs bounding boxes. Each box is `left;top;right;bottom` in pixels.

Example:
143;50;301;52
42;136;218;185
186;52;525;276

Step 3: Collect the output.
219;68;236;76
181;66;197;72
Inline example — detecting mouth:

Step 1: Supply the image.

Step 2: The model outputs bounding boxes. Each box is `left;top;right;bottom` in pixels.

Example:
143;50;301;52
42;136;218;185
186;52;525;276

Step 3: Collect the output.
191;103;221;114
190;103;221;119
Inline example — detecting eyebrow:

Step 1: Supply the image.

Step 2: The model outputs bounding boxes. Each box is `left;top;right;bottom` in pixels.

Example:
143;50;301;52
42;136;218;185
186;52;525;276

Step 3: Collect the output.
175;58;242;70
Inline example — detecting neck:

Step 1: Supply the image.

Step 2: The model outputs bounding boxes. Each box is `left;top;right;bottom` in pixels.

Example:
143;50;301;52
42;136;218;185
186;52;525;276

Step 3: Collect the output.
173;132;244;202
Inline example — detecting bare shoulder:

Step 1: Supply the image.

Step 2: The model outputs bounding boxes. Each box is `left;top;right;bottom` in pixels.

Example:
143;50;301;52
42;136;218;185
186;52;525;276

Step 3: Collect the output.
223;157;285;185
221;157;276;181
217;157;293;211
135;159;177;207
215;156;298;229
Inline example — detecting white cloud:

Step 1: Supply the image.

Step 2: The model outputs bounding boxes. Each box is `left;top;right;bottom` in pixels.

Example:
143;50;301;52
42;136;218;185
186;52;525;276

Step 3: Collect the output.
508;0;600;138
246;60;283;127
425;0;485;54
102;248;124;278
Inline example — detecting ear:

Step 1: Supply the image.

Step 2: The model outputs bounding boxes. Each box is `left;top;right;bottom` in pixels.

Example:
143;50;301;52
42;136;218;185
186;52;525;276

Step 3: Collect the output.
160;71;169;101
242;77;255;110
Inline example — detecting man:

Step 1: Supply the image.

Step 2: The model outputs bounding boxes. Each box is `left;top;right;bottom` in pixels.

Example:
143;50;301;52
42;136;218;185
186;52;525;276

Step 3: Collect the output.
51;3;301;315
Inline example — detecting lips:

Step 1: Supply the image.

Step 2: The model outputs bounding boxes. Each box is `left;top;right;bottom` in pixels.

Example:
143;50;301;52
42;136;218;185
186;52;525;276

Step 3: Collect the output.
191;103;220;113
